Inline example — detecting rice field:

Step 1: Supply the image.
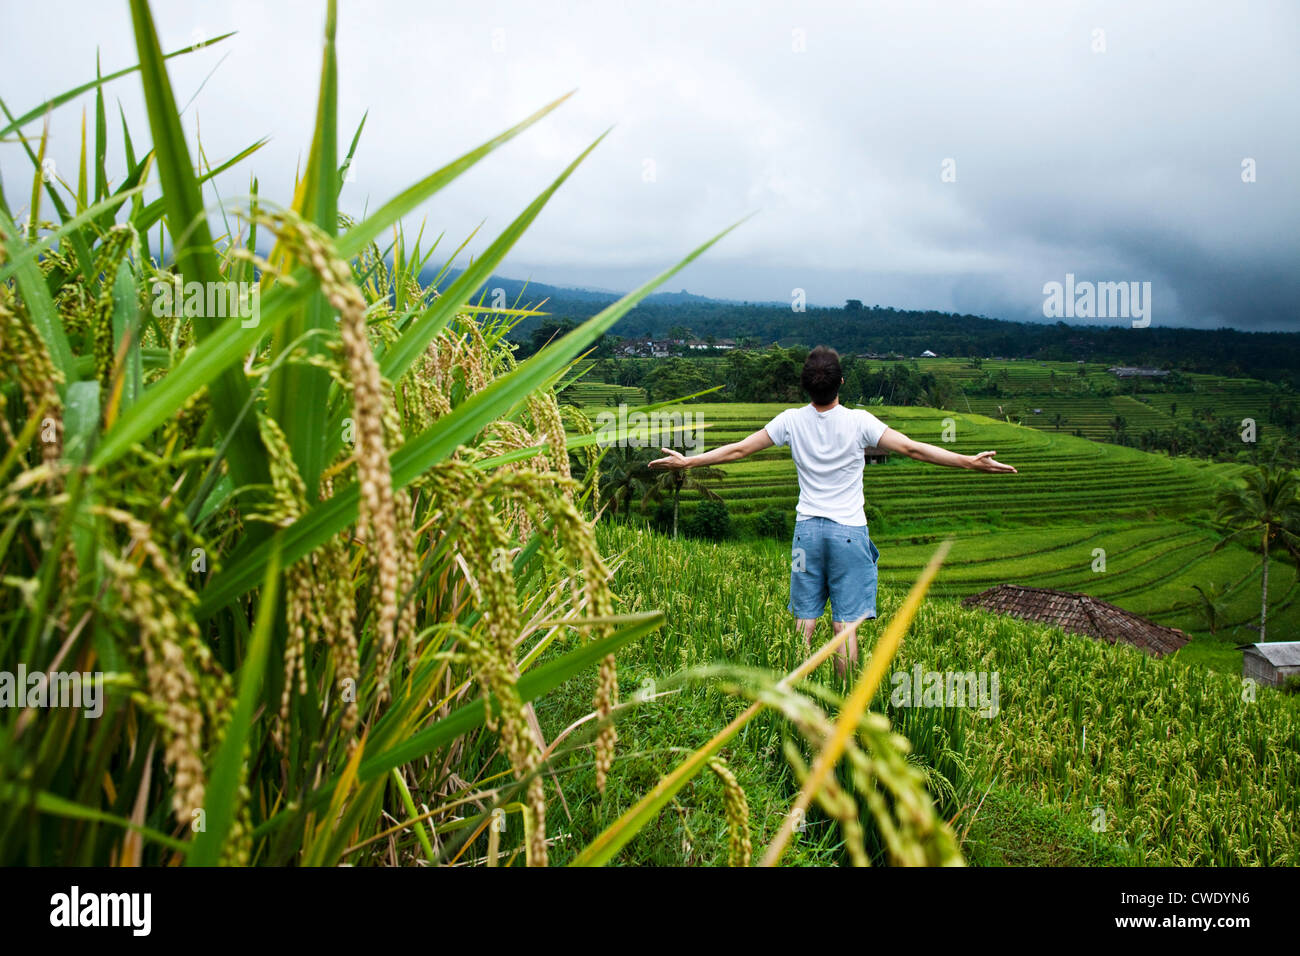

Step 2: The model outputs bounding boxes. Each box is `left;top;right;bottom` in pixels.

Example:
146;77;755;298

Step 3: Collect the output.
906;359;1282;440
578;525;1300;865
561;379;646;406
589;402;1298;655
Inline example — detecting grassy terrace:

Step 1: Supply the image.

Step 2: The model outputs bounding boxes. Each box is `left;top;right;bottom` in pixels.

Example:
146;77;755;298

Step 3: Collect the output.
916;361;1276;441
587;402;1295;663
560;379;647;405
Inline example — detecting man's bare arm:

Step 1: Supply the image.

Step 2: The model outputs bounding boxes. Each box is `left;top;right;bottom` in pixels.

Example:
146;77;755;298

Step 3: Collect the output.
648;428;775;470
876;427;1017;473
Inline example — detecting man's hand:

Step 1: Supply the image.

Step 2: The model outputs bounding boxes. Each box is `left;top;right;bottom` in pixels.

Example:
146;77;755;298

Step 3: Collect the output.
965;451;1017;473
648;448;690;470
649;429;773;470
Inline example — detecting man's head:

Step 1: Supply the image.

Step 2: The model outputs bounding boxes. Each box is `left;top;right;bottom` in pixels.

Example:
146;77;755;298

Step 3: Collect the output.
801;346;843;406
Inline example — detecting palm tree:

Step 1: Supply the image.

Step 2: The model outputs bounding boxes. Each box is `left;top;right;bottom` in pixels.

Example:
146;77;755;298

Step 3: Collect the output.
598;445;656;518
645;464;726;539
1190;583;1229;637
1213;464;1300;641
1050;412;1066;431
1108;415;1127;442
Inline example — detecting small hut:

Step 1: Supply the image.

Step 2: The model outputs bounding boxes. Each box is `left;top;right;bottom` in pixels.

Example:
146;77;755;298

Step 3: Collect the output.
1239;642;1300;688
961;585;1189;657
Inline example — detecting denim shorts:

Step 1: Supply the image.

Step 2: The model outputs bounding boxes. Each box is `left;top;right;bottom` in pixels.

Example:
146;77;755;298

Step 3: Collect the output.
789;517;880;623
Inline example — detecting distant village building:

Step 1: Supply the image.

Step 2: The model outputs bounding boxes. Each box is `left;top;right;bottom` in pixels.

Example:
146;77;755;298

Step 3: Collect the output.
920;349;938;357
1240;642;1300;688
961;585;1190;657
864;448;890;465
618;338;737;357
1107;366;1169;378
614;338;671;358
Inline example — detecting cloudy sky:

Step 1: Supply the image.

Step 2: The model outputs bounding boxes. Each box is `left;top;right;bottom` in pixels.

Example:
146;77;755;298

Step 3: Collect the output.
2;0;1297;329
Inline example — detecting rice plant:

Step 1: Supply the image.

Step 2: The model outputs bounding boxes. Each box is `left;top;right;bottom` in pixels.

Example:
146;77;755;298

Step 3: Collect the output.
593;525;1300;865
0;0;956;867
0;0;691;867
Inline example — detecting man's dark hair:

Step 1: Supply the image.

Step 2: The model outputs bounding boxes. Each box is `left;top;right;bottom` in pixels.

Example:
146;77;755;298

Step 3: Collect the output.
801;346;842;406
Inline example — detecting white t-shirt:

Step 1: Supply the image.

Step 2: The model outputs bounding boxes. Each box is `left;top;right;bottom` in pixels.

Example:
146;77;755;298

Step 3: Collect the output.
763;404;889;526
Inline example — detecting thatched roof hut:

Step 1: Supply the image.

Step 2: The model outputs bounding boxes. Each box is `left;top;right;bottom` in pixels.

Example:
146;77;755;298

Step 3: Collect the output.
961;584;1190;657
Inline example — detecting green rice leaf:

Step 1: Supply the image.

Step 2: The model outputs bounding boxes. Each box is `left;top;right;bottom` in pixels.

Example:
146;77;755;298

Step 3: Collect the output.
196;221;743;615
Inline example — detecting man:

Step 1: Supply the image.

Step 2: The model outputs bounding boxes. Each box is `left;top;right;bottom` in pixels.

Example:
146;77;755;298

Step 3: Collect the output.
649;346;1017;677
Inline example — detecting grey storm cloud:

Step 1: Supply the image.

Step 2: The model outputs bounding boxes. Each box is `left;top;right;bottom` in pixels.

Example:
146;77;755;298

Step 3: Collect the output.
2;0;1296;329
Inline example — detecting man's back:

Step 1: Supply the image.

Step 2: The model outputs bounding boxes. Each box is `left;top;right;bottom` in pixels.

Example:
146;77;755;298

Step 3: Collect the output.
764;404;887;527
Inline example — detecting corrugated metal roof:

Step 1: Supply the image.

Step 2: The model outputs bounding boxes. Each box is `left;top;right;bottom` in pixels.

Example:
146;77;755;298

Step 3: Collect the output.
1243;642;1300;668
961;584;1191;657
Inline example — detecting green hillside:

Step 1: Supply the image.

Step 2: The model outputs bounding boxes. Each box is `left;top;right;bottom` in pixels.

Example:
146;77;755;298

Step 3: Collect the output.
584;402;1298;668
570;354;1294;450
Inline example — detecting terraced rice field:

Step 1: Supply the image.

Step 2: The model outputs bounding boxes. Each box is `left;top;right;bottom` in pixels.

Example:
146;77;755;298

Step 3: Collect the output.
560;363;647;405
1141;388;1280;424
592;401;1297;650
652;404;1240;524
961;394;1175;439
906;358;1112;388
560;380;646;405
905;359;1279;439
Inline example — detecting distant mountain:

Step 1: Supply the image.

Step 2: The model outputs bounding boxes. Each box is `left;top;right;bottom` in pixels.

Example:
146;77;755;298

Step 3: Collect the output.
425;268;756;309
418;268;1300;385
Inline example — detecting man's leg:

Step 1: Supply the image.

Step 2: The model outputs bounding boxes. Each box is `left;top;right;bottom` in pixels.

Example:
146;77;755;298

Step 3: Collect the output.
831;618;859;677
795;617;857;678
